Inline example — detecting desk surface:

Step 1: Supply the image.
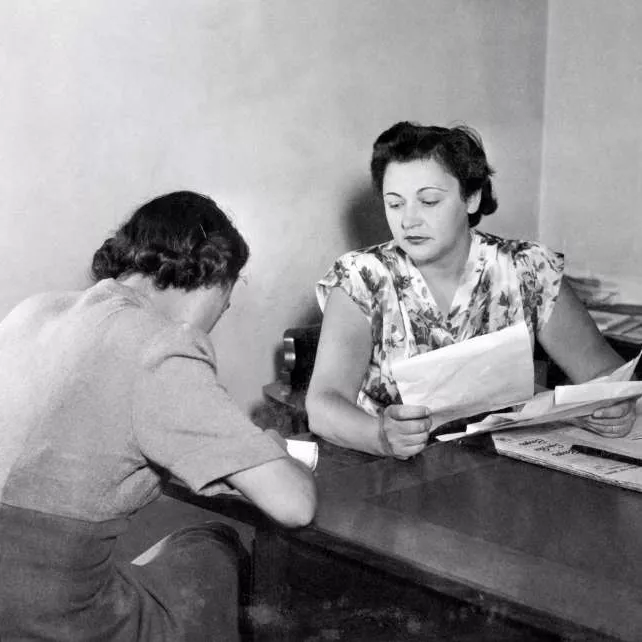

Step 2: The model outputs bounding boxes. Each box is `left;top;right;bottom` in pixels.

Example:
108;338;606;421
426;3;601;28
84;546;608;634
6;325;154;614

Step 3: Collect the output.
301;438;642;641
168;437;642;641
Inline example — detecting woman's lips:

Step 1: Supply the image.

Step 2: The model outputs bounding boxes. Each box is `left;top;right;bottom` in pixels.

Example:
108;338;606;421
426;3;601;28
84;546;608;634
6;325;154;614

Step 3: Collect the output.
404;235;432;244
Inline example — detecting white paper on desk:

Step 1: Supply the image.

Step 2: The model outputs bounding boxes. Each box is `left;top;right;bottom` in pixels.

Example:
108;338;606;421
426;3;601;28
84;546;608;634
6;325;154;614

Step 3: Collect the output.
454;348;642;439
286;439;318;471
391;322;534;431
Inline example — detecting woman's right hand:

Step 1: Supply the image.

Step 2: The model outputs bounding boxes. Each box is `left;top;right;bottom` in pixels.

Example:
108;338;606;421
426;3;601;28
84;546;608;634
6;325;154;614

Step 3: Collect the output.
379;404;432;459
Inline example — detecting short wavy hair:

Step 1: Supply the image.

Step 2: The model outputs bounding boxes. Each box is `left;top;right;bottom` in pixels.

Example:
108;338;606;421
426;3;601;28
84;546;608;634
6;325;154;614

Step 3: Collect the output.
91;191;249;290
370;121;498;227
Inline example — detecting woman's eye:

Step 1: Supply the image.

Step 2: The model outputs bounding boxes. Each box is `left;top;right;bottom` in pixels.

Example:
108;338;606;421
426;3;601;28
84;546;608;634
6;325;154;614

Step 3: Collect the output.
387;201;403;210
420;200;439;207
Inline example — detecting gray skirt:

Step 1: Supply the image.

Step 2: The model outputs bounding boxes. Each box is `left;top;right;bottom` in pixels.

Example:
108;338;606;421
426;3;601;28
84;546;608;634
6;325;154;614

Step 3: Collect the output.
0;503;247;642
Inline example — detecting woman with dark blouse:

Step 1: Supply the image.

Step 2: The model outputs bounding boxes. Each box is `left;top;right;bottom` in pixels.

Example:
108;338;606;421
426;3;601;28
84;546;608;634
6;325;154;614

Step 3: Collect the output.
0;191;316;641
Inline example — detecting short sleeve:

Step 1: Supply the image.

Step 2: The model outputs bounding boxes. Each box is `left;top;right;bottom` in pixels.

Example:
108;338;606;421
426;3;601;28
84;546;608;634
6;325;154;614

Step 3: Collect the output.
516;242;565;335
315;252;384;322
132;324;285;494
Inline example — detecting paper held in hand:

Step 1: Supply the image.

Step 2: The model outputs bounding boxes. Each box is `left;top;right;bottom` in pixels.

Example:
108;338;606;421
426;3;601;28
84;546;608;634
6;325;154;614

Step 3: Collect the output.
437;348;642;442
391;322;535;433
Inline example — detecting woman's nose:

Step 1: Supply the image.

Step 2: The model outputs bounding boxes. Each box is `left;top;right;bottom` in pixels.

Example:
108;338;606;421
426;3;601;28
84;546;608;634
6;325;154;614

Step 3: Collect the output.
401;203;422;229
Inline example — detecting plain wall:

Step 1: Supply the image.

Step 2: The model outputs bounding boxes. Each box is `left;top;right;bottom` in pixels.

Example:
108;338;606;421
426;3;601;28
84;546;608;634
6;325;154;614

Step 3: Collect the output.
540;0;642;277
0;0;548;413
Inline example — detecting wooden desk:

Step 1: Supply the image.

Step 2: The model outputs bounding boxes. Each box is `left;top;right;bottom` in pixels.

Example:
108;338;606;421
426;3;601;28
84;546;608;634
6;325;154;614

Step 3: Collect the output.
166;438;642;641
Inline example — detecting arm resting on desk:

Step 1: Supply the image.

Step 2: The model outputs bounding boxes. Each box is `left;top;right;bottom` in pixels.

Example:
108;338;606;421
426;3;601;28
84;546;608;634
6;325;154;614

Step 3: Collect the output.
225;454;317;528
306;289;431;459
306;288;388;456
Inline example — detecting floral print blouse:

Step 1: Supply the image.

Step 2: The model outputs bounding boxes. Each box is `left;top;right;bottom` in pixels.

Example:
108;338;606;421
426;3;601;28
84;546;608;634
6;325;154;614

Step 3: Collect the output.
316;230;564;416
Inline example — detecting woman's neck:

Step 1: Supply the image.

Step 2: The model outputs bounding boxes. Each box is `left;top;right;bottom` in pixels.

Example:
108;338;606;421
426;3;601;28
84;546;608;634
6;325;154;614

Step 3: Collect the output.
417;229;473;286
415;230;474;315
117;274;193;326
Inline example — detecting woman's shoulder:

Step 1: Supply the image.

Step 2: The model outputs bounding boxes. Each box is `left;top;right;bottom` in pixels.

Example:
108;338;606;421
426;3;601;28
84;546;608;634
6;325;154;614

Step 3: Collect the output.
321;242;402;288
327;241;399;273
0;290;88;336
142;322;216;368
475;230;563;264
316;242;400;312
84;281;217;368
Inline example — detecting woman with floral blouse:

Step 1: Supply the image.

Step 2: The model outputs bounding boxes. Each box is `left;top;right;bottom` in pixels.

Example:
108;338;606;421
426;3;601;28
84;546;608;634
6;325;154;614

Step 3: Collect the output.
306;122;636;459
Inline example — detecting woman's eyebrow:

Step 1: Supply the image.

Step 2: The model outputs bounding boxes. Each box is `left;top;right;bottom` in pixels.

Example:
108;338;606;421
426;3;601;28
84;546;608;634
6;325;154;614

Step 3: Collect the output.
418;186;448;194
383;191;404;198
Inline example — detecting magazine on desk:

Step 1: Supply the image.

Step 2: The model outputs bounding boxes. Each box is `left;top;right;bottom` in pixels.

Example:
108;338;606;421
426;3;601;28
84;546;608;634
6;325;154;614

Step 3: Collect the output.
486;414;642;493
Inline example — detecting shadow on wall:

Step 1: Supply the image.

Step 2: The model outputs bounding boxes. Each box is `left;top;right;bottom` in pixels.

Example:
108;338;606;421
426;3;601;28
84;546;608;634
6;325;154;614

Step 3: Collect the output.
343;181;390;250
251;181;390;434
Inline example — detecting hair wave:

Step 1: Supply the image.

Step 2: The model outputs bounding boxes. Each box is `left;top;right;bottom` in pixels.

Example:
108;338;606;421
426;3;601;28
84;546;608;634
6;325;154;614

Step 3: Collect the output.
370;121;498;227
91;191;249;290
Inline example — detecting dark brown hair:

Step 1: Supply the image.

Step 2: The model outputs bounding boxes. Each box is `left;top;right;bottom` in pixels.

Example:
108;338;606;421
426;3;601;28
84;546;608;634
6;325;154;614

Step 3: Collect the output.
91;191;249;290
370;122;498;227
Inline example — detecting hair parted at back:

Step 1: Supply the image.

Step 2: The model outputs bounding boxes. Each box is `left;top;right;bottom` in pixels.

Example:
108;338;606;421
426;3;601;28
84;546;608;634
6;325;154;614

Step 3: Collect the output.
91;191;249;290
370;121;498;227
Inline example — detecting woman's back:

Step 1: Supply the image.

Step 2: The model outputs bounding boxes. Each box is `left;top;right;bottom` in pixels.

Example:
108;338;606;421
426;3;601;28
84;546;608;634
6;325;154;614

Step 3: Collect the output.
0;279;188;640
0;279;171;518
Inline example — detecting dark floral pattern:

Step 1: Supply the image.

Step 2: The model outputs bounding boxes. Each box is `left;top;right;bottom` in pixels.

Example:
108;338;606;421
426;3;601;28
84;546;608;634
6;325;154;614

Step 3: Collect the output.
317;231;564;416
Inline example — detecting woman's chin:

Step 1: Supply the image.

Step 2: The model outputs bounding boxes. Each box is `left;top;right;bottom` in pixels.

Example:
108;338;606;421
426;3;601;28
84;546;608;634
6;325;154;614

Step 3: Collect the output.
400;241;440;265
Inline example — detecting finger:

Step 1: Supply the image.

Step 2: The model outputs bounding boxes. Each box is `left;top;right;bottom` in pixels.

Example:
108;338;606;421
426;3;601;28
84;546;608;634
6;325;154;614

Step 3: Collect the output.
582;417;635;438
393;441;427;460
393;418;432;435
392;430;430;447
387;404;431;421
587;410;635;427
592;400;634;420
584;425;634;438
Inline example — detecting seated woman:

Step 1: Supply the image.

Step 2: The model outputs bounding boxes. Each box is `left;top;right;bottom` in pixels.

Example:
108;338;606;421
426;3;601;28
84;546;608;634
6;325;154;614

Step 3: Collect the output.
306;122;636;459
0;191;316;641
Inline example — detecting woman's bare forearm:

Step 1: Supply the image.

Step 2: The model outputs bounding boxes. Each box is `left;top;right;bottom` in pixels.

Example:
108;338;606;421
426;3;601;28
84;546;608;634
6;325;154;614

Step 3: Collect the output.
306;388;384;455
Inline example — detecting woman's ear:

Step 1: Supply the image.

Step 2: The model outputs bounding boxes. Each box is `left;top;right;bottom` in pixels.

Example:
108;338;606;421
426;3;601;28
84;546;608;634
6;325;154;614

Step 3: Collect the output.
466;190;482;214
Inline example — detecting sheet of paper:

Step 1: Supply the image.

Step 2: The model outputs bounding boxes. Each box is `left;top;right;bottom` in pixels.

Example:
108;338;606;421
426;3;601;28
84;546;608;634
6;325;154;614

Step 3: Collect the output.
455;349;642;439
555;381;642;405
286;439;318;470
391;322;534;431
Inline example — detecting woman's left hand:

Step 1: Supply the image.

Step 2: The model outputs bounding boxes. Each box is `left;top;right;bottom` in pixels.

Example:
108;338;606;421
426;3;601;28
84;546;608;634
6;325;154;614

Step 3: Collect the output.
579;399;637;438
